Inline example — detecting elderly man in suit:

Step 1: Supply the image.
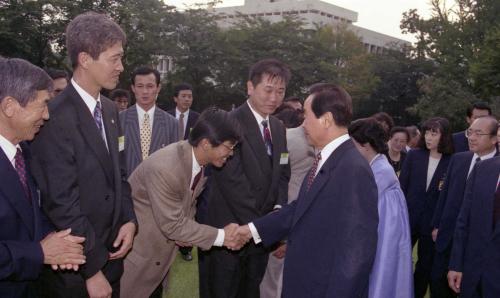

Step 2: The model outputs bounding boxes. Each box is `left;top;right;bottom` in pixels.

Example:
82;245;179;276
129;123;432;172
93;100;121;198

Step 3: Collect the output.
120;66;178;177
238;85;379;298
0;58;86;298
452;102;492;153
168;83;200;141
448;156;500;297
204;59;291;298
431;116;498;297
120;108;245;298
30;12;137;298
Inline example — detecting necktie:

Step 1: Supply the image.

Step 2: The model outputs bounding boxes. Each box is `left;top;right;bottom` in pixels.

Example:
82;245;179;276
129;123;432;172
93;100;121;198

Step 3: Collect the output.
493;183;500;226
191;167;204;191
307;152;322;191
93;101;104;140
261;120;273;156
14;148;31;203
140;113;152;160
178;113;185;141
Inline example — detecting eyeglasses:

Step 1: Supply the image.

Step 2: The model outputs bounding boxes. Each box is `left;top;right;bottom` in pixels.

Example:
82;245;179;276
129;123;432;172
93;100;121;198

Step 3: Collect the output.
221;142;238;151
465;129;493;138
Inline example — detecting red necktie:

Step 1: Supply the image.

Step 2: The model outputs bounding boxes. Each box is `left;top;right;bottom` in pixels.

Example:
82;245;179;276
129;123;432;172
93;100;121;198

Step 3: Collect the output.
307;152;322;191
262;120;273;156
191;167;204;191
14;148;31;203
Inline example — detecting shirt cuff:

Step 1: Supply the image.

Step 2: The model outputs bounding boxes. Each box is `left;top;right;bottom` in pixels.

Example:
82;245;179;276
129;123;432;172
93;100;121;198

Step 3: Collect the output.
248;222;262;244
273;205;282;210
213;229;225;247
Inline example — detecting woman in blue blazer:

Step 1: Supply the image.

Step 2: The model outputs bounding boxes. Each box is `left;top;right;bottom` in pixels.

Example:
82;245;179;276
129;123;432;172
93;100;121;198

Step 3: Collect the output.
399;117;454;298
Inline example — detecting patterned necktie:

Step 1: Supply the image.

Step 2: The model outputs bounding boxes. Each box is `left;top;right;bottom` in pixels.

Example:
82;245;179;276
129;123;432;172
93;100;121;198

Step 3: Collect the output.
307;152;322;191
14;148;31;203
93;100;104;140
191;167;204;191
261;120;273;156
178;113;185;141
140;113;152;160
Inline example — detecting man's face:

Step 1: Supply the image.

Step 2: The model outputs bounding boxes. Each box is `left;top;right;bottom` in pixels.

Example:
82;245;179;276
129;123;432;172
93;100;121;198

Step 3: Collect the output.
467;118;497;155
11;90;51;143
207;140;237;168
52;78;68;97
247;74;286;117
131;73;159;111
466;108;490;125
174;90;193;113
302;95;324;148
86;42;124;90
114;96;129;112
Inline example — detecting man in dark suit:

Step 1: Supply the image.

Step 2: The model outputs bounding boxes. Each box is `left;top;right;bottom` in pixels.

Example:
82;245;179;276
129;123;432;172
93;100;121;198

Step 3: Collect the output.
0;58;85;297
30;13;137;298
237;85;379;298
168;83;200;141
452;102;492;153
120;66;178;177
204;59;291;298
431;116;498;297
448;156;500;297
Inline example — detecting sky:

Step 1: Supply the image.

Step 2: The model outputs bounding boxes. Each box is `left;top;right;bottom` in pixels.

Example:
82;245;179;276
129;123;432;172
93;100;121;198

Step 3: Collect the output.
164;0;454;42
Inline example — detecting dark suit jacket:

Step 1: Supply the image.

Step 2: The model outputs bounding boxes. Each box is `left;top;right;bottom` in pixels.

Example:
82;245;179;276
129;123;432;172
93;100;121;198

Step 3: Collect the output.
399;149;451;236
0;143;53;297
449;157;500;298
253;139;378;298
120;104;178;177
207;102;290;249
167;108;200;140
452;131;469;153
30;84;136;287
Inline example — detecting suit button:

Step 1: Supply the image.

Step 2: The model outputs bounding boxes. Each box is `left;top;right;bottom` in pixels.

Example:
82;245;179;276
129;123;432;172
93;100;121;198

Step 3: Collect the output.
156;262;161;266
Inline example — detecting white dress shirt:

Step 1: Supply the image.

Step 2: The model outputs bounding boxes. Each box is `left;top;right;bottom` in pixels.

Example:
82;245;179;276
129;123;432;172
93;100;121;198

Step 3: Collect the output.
137;105;155;129
0;133;19;169
247;100;272;138
467;149;497;177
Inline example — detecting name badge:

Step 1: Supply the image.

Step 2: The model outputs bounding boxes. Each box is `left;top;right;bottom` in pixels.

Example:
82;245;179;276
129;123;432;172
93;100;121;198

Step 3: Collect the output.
280;152;289;165
118;136;125;152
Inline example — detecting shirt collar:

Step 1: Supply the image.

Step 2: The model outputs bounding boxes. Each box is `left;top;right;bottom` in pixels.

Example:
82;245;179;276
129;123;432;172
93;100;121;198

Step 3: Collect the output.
246;100;269;126
0;133;20;167
191;147;202;178
137;104;155;118
316;134;350;172
473;149;497;161
71;78;101;114
176;108;189;118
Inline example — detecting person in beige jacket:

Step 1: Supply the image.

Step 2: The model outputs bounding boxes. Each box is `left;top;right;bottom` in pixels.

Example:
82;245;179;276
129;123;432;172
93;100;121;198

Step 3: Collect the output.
120;108;245;298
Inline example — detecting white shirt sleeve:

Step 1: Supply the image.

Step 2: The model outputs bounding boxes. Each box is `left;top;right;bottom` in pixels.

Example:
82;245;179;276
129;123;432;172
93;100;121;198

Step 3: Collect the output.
248;222;262;244
213;229;225;246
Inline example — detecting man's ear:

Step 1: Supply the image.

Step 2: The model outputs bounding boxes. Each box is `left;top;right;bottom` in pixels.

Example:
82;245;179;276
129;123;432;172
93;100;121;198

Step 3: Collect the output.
78;52;92;70
1;96;19;118
321;112;334;128
246;81;254;97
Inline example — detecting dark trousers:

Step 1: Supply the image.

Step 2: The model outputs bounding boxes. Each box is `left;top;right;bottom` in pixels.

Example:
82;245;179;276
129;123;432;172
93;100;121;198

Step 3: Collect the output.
208;247;269;298
413;234;435;298
430;245;457;298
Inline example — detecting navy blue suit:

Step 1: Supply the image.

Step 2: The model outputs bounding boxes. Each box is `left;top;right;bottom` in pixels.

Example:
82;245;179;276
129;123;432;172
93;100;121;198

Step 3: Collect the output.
0;143;52;297
399;148;451;297
253;139;378;298
449;156;500;298
452;131;469;153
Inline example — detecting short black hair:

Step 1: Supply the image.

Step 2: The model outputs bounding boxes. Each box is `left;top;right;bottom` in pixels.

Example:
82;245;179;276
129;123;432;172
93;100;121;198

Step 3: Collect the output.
372;112;395;133
173;83;193;97
418;117;454;155
45;68;69;81
109;88;131;101
348;118;388;153
390;126;410;141
248;58;291;87
467;101;492;117
310;86;353;127
273;105;303;128
189;107;241;147
284;96;301;104
131;66;161;86
406;125;420;138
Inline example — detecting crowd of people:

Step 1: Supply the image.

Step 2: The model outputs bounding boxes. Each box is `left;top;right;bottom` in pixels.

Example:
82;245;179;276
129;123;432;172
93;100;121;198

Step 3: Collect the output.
1;11;499;298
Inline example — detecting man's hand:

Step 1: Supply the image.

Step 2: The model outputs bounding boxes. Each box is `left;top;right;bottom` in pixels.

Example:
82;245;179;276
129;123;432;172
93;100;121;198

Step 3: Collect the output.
223;223;248;250
272;243;287;259
86;271;112;298
109;222;136;260
447;270;462;293
432;228;439;242
41;228;86;269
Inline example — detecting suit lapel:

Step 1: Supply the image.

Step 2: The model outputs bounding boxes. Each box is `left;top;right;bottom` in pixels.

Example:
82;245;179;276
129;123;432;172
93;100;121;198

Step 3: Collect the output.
150;107;165;153
0;148;35;237
125;105;141;162
68;85;114;185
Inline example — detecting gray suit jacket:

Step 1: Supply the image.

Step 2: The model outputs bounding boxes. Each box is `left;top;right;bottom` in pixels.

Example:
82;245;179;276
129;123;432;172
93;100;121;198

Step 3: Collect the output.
286;127;315;202
119;105;178;177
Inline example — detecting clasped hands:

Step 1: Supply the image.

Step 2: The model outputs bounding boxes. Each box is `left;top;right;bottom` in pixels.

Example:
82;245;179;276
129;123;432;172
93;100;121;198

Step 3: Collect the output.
222;223;253;250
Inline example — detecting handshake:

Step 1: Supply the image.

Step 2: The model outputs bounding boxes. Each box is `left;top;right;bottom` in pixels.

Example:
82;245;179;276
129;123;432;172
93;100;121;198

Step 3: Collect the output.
222;223;253;250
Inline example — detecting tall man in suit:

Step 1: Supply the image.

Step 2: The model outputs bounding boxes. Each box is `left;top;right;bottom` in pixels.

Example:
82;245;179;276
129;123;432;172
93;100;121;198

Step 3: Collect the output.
205;59;291;298
448;156;500;297
120;66;178;177
30;12;137;298
452;102;492;152
168;83;200;141
121;108;246;297
237;86;379;298
0;58;86;298
431;116;498;297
